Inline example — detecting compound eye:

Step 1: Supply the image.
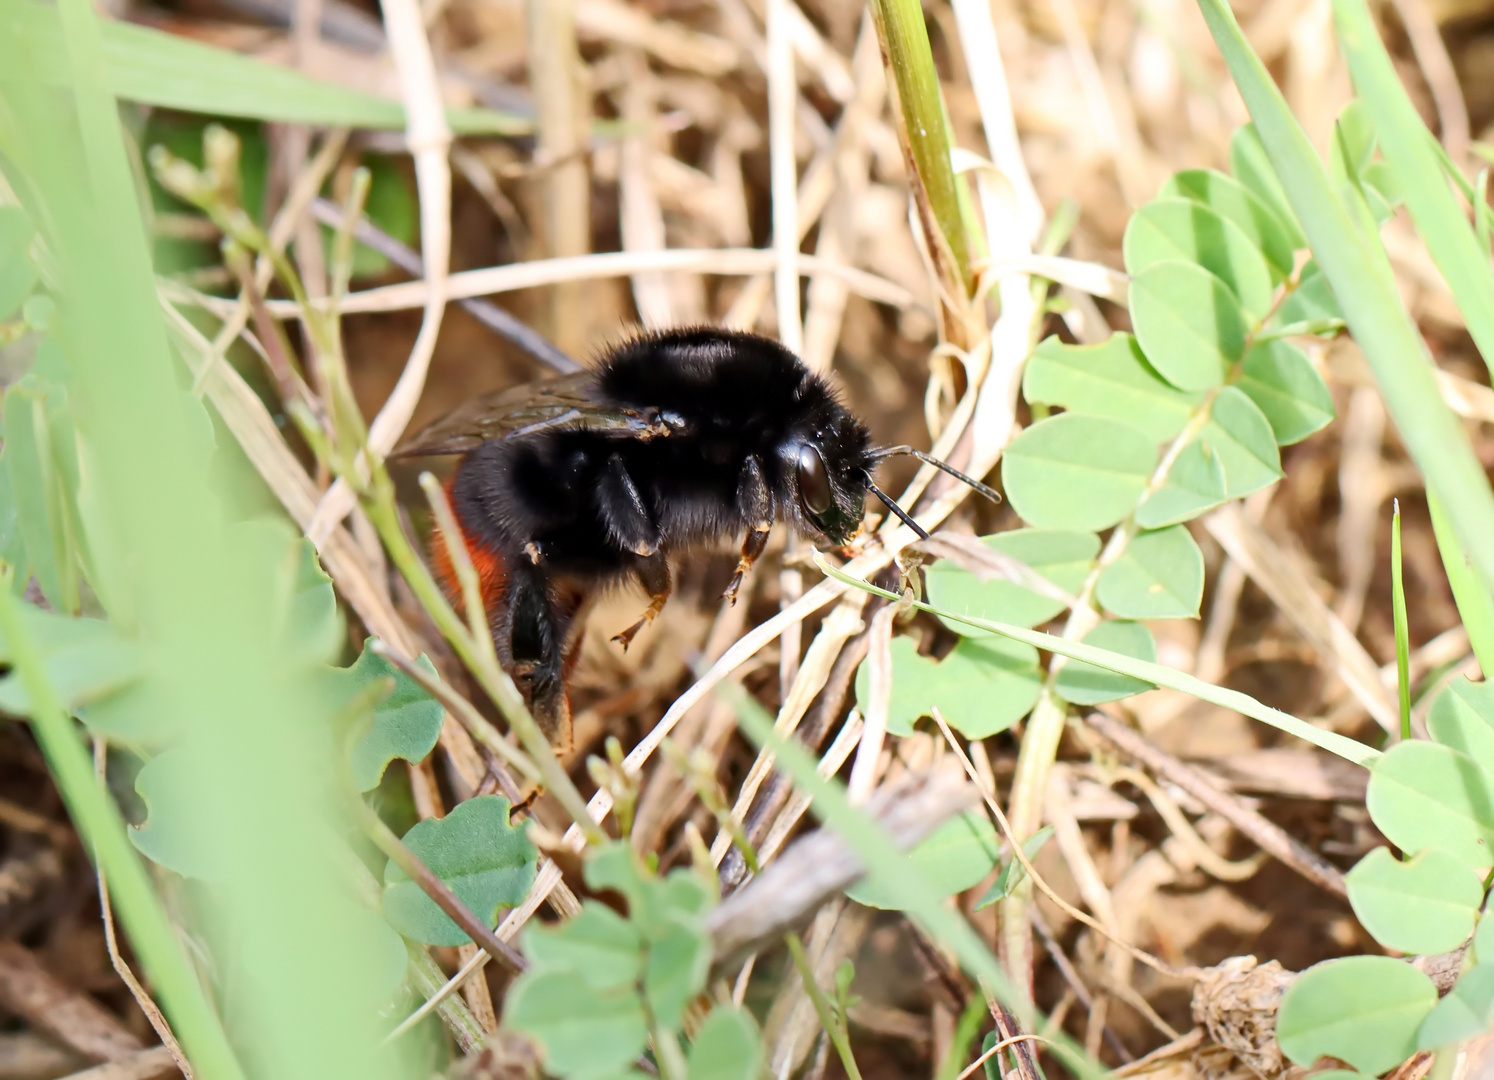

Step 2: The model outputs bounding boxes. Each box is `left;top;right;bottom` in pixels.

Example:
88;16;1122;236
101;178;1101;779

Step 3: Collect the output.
798;445;834;516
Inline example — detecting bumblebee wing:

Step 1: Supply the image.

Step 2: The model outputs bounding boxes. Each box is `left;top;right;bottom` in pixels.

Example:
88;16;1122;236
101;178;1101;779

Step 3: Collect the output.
393;373;669;457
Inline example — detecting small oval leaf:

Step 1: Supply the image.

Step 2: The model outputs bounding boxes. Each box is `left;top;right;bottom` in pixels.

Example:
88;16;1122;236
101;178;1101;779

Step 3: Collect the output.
1237;340;1335;446
504;970;648;1079
855;635;1043;739
1096;526;1205;620
688;1007;763;1080
1427;676;1494;777
1366;741;1494;871
924;528;1099;633
1002;414;1157;531
1134;438;1227;529
1202;386;1283;498
1124;198;1275;318
1159;168;1297;279
1277;956;1436;1075
1129;260;1248;391
1345;847;1484;955
1022;334;1202;442
1053;620;1157;705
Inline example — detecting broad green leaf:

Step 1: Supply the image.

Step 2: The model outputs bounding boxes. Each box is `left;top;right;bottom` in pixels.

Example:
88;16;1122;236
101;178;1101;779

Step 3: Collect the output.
1002;414;1157;531
1096;526;1204;620
130;746;227;878
1129;260;1248;391
524;902;644;992
1419;964;1494;1049
974;825;1055;910
0;606;143;716
846;811;1000;910
583;844;713;940
643;913;712;1031
1021;333;1202;442
1201;387;1283;498
1367;741;1494;870
1123;198;1275;318
1134;438;1227;528
9;0;527;134
687;1007;762;1080
1273;263;1343;328
334;641;444;792
0;207;37;319
1159;169;1298;279
1230;123;1306;248
1427;676;1494;777
855;635;1043;739
1277;956;1436;1075
923;528;1098;633
1237;340;1335;445
1346;847;1484;954
504;970;648;1080
1054;620;1158;705
382;795;537;946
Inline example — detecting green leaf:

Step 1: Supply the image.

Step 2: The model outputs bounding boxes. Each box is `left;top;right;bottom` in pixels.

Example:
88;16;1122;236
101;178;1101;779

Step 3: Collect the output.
334;641;444;792
1021;333;1203;442
1237;340;1336;445
1479;909;1494;965
382;795;537;946
1202;387;1284;498
1346;847;1484;954
1277;956;1436;1075
1273;263;1344;328
855;635;1043;739
1419;964;1494;1049
1134;438;1227;528
0;606;143;717
846;810;1000;910
975;825;1055;910
1230;123;1306;248
687;1007;763;1080
1159;168;1298;279
1367;741;1494;870
1129;260;1248;391
583;844;714;941
1002;414;1157;531
2;366;80;610
1123;198;1275;318
504;970;648;1080
642;913;712;1031
1054;620;1158;705
130;744;227;878
923;528;1099;633
523;902;644;993
1433;679;1494;779
8;0;527;134
0;207;38;319
1096;526;1204;619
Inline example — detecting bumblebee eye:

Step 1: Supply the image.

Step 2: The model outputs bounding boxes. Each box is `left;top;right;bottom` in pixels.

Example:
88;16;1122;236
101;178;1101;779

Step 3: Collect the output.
798;445;834;516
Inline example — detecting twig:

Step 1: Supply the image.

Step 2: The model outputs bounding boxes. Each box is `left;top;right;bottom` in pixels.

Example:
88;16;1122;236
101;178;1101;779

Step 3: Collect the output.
92;740;194;1080
957;1034;1051;1080
51;1047;180;1080
307;197;579;374
1084;711;1348;897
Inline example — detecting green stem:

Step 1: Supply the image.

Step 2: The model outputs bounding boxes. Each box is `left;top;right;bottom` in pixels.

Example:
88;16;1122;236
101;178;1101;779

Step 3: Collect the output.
0;574;244;1080
1391;499;1411;740
785;931;864;1080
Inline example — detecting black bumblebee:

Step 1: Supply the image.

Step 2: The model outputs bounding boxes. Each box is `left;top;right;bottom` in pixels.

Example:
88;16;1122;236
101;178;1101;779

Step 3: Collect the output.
395;327;997;748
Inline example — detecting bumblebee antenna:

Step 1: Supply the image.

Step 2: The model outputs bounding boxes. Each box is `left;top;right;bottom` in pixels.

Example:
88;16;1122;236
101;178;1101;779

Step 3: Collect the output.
868;445;1003;505
866;480;931;540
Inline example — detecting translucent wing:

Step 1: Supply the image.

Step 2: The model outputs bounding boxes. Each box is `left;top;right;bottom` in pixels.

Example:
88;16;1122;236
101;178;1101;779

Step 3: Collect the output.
391;372;676;457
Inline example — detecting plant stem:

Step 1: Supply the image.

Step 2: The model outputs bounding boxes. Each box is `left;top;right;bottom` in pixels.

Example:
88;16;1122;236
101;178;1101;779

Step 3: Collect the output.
0;573;244;1080
1391;499;1411;740
785;931;864;1080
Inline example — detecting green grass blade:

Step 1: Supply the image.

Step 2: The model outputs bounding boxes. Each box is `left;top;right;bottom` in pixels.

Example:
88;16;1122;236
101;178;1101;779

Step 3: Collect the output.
0;579;245;1080
1392;499;1411;740
1428;490;1494;677
12;0;528;133
818;557;1379;766
1191;0;1494;608
1334;0;1494;380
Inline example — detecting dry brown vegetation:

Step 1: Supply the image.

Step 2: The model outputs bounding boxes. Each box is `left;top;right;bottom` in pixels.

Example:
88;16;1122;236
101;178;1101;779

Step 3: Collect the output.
6;0;1494;1077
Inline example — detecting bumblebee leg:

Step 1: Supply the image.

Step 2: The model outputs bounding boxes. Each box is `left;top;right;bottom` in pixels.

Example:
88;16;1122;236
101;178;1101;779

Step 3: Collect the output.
723;454;773;605
612;549;672;650
598;453;661;557
505;565;572;747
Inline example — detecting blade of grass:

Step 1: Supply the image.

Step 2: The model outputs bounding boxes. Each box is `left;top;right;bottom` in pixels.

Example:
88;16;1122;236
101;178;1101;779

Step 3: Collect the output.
1192;0;1494;603
1334;0;1494;380
1392;499;1411;740
1427;490;1494;677
11;0;527;133
0;575;243;1080
817;555;1380;766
